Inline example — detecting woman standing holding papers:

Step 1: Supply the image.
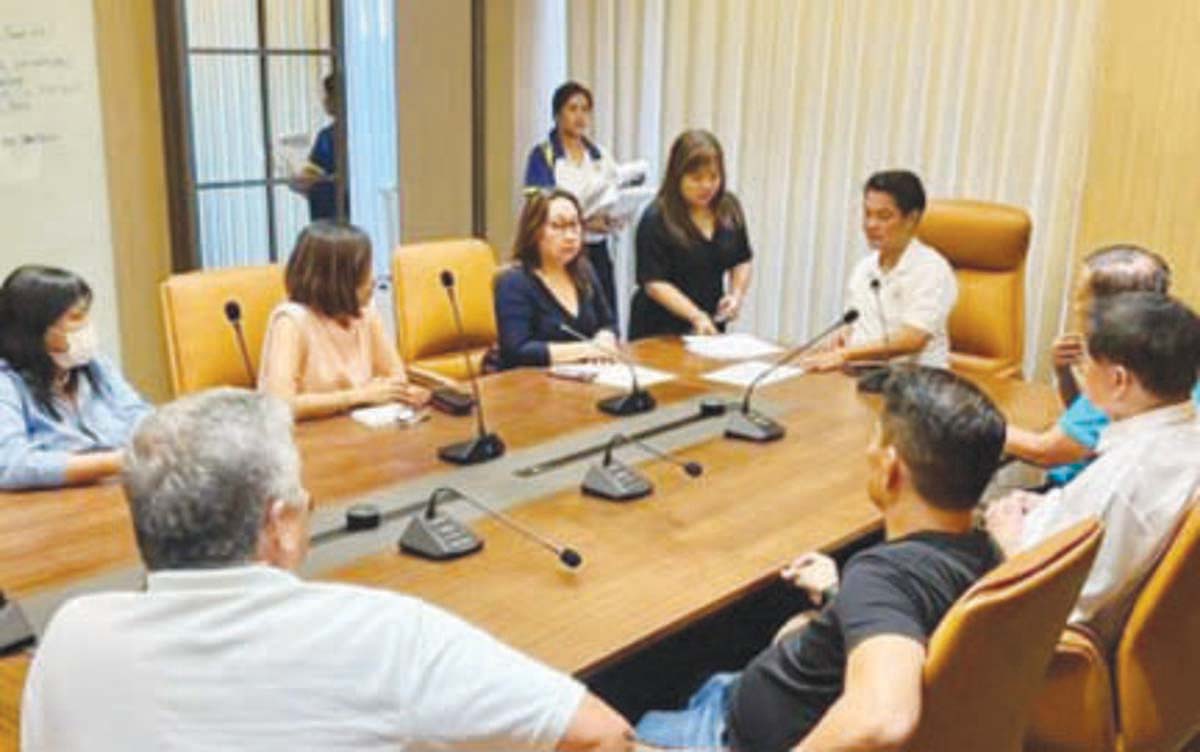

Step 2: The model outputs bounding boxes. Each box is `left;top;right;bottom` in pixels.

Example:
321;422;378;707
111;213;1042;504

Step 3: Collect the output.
258;221;429;420
0;265;150;490
494;189;617;370
524;81;623;322
628;130;753;339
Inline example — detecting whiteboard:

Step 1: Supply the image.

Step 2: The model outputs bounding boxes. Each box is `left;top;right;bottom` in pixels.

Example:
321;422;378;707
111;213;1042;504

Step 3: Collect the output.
0;1;120;362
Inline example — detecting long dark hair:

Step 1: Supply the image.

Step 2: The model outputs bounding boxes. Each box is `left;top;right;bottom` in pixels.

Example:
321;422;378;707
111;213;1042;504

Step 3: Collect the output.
512;189;593;296
0;265;97;415
656;129;745;248
285;221;373;320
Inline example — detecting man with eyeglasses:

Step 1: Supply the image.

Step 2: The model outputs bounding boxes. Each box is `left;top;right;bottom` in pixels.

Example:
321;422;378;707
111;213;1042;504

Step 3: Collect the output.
22;389;634;751
987;292;1200;649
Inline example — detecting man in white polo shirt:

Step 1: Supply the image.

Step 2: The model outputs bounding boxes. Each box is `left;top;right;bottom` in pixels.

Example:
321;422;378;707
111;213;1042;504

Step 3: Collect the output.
22;389;633;751
805;170;958;371
987;292;1200;648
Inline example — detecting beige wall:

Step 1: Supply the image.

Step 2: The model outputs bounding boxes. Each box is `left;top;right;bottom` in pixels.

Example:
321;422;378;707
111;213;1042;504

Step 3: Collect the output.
395;0;475;242
1077;0;1200;303
93;0;174;402
484;0;518;257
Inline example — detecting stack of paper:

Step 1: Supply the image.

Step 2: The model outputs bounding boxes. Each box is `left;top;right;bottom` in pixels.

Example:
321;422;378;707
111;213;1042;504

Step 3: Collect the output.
350;403;429;428
548;363;675;390
683;333;783;360
702;360;805;388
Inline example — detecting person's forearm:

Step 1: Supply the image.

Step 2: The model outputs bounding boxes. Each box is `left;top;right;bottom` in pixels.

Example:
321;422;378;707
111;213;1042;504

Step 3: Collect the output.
842;326;930;363
62;451;124;486
729;262;751;299
793;697;912;752
1055;366;1080;406
289;389;362;421
645;282;708;327
548;342;603;364
1005;425;1090;467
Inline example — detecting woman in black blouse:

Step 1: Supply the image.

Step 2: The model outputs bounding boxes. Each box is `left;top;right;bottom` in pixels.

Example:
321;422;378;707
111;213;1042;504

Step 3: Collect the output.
629;130;753;339
493;189;617;370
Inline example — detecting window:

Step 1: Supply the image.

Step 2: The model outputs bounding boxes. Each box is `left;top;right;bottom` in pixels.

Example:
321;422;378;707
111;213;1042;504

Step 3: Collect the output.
158;0;347;270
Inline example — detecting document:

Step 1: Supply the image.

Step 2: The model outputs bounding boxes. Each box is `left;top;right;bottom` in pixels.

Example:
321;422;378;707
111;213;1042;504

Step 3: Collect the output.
548;363;675;390
350;403;430;428
703;360;805;388
683;333;784;360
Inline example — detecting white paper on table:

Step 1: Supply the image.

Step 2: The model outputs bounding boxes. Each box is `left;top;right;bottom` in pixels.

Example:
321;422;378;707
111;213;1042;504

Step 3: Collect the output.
549;363;675;390
350;403;429;428
683;333;784;360
702;360;805;388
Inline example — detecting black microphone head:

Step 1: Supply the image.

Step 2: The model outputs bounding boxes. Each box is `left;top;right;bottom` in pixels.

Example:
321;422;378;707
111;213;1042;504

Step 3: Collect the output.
869;278;881;291
559;547;583;569
224;300;242;323
439;270;455;288
842;308;860;325
683;461;703;478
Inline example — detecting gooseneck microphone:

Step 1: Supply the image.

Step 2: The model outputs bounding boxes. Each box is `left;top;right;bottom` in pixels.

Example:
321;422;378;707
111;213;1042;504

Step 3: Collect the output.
559;323;656;416
725;308;860;442
436;270;506;465
399;487;582;568
223;300;256;385
856;278;893;394
582;432;704;501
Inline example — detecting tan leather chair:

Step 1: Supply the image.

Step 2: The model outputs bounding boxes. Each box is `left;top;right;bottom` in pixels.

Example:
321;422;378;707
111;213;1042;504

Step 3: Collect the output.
160;264;285;396
916;199;1031;379
391;238;498;381
905;518;1103;752
1027;500;1200;752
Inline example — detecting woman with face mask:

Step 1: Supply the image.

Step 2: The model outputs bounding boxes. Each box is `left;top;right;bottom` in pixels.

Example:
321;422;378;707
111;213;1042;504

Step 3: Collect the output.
0;265;151;490
258;221;430;420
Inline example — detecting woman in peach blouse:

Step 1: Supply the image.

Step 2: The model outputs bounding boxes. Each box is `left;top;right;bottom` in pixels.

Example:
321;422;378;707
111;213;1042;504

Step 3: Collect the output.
258;221;429;420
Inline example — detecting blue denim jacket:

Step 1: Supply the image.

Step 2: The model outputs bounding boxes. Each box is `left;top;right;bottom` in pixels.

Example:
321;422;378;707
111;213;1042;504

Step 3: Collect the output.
0;357;151;490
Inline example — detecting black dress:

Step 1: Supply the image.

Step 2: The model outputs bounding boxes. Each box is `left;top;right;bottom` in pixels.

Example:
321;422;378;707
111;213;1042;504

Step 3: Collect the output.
628;201;753;339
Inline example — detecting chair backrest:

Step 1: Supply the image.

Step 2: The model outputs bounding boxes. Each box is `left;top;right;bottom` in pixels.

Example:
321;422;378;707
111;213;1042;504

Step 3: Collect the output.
1114;499;1200;752
391;238;498;363
160;264;285;396
916;200;1031;377
907;518;1103;752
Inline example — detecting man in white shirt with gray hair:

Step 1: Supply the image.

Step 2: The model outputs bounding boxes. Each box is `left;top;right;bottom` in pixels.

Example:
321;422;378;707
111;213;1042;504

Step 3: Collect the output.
987;292;1200;648
22;388;633;751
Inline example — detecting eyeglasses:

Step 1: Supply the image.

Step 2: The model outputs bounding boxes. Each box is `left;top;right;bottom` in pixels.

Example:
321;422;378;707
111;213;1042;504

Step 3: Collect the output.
546;220;582;235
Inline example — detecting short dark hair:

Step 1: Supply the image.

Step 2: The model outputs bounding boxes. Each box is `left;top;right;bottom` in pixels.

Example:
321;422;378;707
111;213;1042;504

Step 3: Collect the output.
552;80;593;118
285;221;372;319
864;170;927;216
880;367;1006;510
1083;244;1171;297
1087;292;1200;401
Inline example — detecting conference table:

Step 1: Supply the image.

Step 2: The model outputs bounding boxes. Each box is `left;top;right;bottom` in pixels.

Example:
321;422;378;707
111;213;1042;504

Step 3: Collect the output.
0;338;1060;748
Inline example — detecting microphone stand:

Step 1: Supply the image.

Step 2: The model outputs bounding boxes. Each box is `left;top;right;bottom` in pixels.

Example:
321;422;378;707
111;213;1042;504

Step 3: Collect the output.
223;300;256;385
559;323;656;416
855;278;893;394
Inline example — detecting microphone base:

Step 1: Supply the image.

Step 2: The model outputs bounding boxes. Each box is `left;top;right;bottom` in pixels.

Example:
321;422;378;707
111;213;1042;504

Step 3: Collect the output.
597;390;656;416
725;408;786;442
581;460;654;501
854;366;892;394
399;510;484;561
0;598;35;655
437;433;506;465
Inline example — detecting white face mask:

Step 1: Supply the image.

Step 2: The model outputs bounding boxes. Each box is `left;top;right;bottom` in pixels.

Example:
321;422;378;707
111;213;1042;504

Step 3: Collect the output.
50;321;99;370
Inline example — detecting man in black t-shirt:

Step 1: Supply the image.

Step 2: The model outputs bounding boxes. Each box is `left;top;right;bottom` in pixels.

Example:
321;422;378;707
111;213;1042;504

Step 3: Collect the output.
635;367;1006;752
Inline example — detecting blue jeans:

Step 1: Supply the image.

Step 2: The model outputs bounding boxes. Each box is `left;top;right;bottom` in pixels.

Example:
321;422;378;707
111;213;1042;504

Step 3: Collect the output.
635;672;739;749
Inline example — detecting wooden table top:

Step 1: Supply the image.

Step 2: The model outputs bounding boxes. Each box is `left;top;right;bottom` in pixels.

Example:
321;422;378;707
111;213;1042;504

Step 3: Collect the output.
0;339;1061;748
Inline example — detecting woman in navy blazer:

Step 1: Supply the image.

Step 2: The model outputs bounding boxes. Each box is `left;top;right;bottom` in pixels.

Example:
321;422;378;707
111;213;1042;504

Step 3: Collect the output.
494;189;617;370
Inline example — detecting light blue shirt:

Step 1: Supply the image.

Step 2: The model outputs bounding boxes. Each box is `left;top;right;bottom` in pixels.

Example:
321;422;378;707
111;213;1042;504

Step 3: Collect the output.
0;357;151;490
1047;380;1200;486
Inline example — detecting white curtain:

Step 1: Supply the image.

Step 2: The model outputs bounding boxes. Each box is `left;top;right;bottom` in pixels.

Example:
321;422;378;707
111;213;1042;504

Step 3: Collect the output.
548;0;1100;378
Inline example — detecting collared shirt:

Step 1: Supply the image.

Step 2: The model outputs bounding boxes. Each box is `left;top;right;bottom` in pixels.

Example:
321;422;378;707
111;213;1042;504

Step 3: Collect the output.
22;565;585;751
1047;382;1200;486
523;129;619;243
0;357;150;490
1019;401;1200;647
845;240;958;367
